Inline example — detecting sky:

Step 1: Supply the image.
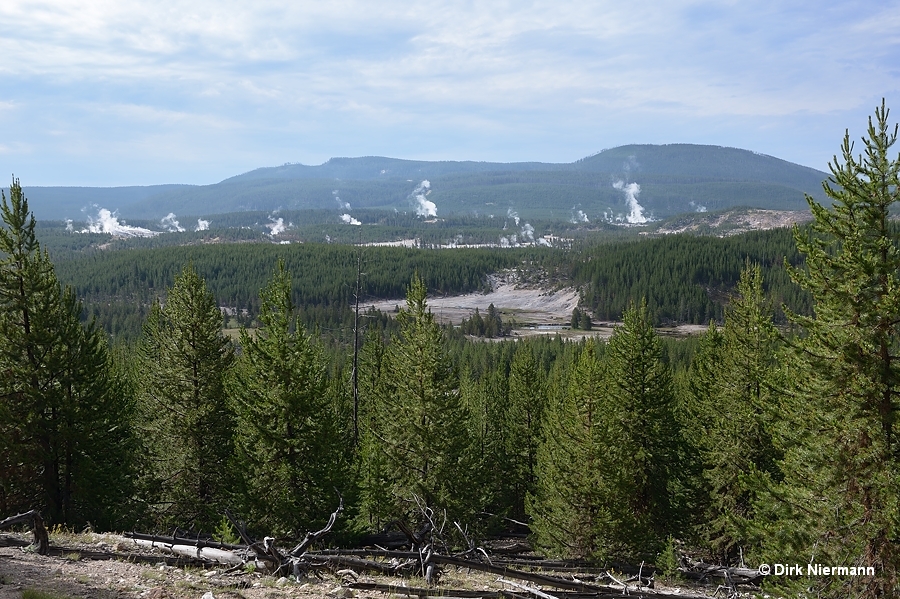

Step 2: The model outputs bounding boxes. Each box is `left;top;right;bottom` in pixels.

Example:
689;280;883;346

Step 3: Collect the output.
1;1;898;186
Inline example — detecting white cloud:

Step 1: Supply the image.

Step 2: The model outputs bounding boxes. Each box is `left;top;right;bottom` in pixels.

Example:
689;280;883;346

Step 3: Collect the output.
2;0;899;184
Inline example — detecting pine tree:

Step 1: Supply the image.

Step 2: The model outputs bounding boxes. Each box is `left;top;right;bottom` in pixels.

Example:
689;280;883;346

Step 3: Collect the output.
359;274;473;526
601;300;682;560
138;263;235;529
529;340;609;559
752;102;900;597
504;345;546;521
0;178;136;527
230;260;345;536
687;265;780;563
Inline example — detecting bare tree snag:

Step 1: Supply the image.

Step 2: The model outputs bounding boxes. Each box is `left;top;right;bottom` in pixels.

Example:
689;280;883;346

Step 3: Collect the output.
0;510;49;555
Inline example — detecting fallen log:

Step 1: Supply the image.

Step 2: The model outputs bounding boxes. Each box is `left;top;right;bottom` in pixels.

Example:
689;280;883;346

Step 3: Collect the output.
125;531;247;551
349;581;513;598
350;580;714;599
128;537;247;566
678;558;762;585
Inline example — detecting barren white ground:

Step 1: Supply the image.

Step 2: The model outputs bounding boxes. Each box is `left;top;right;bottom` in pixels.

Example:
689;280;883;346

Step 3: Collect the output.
364;276;707;340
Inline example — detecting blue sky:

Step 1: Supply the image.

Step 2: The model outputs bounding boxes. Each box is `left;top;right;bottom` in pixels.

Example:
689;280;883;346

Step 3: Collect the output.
1;1;898;186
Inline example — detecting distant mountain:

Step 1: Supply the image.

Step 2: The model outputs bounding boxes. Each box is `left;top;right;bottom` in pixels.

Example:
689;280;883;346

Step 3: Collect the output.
18;145;828;223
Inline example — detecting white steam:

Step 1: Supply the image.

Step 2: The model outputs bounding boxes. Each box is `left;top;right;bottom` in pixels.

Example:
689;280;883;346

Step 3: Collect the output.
267;216;286;236
81;207;159;237
65;219;73;232
160;213;185;232
498;221;536;247
507;208;520;226
571;207;590;224
613;180;649;224
689;201;708;213
341;213;361;225
333;190;351;211
195;218;210;231
410;180;437;217
520;223;535;242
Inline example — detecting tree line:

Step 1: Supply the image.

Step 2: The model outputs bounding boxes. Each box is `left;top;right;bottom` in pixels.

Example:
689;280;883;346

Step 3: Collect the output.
2;103;899;598
41;220;813;343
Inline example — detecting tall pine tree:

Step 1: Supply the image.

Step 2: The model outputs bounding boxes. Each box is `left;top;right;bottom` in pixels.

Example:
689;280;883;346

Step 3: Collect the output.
687;264;780;563
601;300;683;560
0;178;136;528
229;260;346;537
529;340;609;559
358;274;474;528
138;263;235;529
753;101;900;597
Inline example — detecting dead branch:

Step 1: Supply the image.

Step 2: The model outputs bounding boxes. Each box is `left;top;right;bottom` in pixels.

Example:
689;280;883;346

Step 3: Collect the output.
288;494;343;557
678;557;762;585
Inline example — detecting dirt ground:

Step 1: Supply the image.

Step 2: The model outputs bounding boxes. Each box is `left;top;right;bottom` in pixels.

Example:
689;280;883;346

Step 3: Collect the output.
0;532;723;599
0;531;367;599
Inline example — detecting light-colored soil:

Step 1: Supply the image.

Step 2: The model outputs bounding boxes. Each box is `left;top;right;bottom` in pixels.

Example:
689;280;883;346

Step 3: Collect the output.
0;532;722;599
363;274;708;339
0;532;355;599
364;276;580;327
654;209;813;236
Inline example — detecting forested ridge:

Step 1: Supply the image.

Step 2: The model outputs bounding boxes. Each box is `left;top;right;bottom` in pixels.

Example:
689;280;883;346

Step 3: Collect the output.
19;143;827;221
3;105;900;598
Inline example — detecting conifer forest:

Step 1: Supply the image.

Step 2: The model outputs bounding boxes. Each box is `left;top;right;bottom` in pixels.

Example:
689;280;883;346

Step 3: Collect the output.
2;104;900;598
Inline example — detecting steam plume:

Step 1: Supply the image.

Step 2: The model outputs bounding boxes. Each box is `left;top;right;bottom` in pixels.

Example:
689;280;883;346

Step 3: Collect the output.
571;207;590;223
613;181;649;224
160;213;185;232
333;190;351;211
410;180;437;217
267;216;286;236
81;206;159;237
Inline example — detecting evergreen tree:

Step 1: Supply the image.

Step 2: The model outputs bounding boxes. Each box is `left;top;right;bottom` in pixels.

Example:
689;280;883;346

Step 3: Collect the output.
0;178;135;527
752;102;900;597
138;263;235;529
504;345;546;521
358;274;474;527
529;340;609;558
355;327;394;530
687;265;780;563
230;260;345;536
570;307;583;329
601;300;683;560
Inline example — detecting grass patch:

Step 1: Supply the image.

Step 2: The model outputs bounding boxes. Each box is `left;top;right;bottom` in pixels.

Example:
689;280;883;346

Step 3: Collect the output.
23;589;77;599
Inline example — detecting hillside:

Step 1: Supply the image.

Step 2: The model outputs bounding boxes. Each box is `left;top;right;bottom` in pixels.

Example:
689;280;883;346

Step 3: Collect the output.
17;144;828;223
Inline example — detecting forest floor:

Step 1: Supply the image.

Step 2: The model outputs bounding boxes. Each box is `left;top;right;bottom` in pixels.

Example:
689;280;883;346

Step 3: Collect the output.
0;531;727;599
